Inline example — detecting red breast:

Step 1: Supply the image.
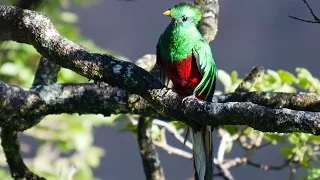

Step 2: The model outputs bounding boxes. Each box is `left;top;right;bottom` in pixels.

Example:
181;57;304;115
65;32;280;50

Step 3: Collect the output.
158;55;205;99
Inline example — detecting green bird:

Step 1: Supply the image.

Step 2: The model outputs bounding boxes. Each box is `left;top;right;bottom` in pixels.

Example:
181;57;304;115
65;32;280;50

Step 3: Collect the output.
156;2;217;180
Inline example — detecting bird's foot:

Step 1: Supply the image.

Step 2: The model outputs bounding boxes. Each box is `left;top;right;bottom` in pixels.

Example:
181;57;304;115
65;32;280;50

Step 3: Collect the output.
182;94;197;105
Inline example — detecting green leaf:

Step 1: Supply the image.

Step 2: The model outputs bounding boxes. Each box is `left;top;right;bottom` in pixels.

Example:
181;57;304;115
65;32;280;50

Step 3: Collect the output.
301;155;311;168
243;127;254;135
223;125;239;135
263;133;286;144
72;132;92;151
309;135;320;143
57;140;75;153
85;147;104;167
298;78;313;89
296;68;315;90
58;68;88;83
299;133;310;143
170;121;186;132
296;68;313;79
121;122;137;134
266;69;281;84
306;168;320;180
217;69;232;90
257;69;282;91
230;71;239;83
277;70;296;83
73;164;94;180
150;124;161;140
60;12;78;23
288;133;300;145
280;147;293;157
225;140;233;153
294;147;305;158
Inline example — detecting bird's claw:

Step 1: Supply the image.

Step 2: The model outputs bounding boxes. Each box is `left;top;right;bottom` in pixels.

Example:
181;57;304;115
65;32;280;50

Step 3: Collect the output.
182;94;196;104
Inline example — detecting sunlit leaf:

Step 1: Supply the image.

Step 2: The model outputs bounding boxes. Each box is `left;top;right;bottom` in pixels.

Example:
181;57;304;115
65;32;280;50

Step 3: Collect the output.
280;147;293;157
217;69;232;91
278;70;296;83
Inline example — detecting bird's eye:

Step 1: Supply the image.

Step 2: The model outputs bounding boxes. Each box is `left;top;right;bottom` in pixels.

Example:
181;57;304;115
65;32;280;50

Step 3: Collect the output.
182;16;188;22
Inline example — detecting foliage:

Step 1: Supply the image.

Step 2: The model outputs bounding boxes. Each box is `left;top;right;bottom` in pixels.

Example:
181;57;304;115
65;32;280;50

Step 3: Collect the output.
223;68;320;179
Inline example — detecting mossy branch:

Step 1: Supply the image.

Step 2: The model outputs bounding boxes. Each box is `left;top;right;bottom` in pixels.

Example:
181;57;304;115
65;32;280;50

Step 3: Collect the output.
138;117;165;180
0;5;320;133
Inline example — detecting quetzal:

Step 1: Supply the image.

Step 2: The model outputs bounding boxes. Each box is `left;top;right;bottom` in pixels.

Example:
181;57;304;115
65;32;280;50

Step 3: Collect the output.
156;2;217;180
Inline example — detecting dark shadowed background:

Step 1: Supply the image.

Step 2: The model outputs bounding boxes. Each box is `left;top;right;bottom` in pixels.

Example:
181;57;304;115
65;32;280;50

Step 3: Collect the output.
69;0;320;179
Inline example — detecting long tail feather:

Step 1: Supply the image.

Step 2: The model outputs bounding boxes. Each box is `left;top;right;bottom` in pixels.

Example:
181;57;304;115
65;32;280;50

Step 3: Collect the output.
190;126;212;180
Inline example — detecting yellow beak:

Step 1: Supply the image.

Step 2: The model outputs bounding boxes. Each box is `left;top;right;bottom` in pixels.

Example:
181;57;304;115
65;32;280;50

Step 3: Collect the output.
163;10;171;17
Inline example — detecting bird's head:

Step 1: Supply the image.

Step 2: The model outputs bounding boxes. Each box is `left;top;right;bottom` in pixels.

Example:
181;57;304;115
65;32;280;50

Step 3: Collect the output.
163;2;201;27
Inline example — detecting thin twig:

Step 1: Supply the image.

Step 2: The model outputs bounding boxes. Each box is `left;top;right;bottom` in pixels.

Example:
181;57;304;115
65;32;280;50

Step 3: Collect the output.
222;158;243;169
288;16;320;23
215;129;234;180
246;157;292;171
153;141;193;159
289;0;320;23
152;119;193;149
301;0;319;20
217;130;230;163
153;125;193;159
288;164;297;180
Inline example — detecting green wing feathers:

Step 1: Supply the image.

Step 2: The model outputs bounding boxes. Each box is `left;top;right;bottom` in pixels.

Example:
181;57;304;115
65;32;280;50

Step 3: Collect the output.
192;39;217;101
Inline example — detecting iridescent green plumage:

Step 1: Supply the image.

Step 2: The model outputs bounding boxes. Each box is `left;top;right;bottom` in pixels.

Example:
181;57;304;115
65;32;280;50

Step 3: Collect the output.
157;3;217;180
157;2;216;100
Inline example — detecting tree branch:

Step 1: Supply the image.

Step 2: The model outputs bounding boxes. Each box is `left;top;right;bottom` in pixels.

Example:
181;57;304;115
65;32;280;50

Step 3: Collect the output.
32;57;60;87
235;66;264;92
2;78;320;134
289;0;320;23
0;5;320;135
0;77;320;135
0;6;172;120
1;129;45;180
215;91;320;112
137;117;165;180
195;0;219;42
1;56;61;179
